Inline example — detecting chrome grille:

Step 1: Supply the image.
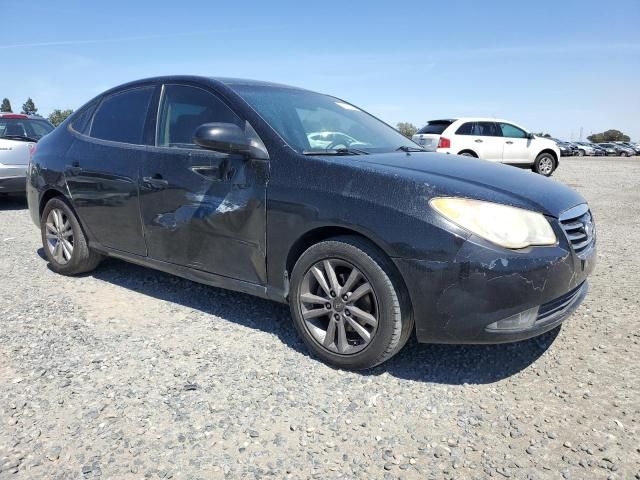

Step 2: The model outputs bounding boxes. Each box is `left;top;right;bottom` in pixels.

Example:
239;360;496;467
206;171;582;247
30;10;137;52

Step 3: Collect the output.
559;204;595;254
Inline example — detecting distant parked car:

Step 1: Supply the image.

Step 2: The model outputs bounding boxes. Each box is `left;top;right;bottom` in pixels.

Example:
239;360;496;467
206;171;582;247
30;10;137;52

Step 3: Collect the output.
551;139;575;157
614;142;640;155
597;143;622;156
599;143;634;157
573;142;598;156
412;118;560;176
0;113;55;194
589;144;607;156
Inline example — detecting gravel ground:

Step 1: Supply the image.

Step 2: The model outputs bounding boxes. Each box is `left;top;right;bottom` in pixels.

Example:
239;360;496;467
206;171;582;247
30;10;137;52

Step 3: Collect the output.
1;157;638;480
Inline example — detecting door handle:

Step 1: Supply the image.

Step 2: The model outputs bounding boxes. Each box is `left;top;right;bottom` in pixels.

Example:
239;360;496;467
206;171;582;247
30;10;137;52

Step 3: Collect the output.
142;174;169;189
474;139;483;143
505;141;514;144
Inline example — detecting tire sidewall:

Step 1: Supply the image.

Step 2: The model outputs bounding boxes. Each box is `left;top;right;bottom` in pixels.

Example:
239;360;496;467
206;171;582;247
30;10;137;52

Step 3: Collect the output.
41;197;86;275
535;153;555;176
289;240;400;370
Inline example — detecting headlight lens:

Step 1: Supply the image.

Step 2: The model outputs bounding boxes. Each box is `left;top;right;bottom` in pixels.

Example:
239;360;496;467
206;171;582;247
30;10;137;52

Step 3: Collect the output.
430;197;556;249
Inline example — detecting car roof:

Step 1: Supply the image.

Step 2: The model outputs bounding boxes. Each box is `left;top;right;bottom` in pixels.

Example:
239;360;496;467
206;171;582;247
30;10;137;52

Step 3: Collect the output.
97;75;311;97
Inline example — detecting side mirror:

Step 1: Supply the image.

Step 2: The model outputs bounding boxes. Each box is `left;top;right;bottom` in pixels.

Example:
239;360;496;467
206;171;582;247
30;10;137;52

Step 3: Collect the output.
193;123;251;155
527;132;535;140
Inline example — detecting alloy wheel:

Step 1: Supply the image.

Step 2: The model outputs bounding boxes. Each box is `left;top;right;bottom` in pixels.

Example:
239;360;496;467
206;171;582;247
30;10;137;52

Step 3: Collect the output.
45;208;74;264
539;157;553;175
299;259;378;355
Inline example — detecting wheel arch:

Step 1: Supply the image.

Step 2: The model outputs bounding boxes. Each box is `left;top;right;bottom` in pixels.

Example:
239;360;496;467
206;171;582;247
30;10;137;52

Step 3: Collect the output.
456;149;478;157
39;188;69;220
538;148;558;163
283;225;413;325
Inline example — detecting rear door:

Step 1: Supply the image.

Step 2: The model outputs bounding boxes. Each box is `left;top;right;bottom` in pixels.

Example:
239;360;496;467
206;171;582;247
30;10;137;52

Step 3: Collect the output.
458;121;503;161
139;83;269;284
64;85;155;256
413;120;453;151
498;122;530;164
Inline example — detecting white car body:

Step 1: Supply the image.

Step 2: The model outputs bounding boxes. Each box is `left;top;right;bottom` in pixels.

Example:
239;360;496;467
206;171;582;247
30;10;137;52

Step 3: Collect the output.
412;117;560;168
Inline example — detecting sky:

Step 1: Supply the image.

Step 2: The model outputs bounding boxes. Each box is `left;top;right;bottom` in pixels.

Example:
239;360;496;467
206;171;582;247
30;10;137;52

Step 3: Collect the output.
1;0;639;141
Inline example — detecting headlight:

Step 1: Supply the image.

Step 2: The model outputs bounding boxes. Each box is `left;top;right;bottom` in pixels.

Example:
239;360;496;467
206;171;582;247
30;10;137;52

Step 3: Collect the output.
430;197;556;249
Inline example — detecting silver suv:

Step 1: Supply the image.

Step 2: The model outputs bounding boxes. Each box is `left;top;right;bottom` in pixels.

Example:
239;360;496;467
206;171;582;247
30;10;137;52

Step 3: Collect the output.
0;114;54;194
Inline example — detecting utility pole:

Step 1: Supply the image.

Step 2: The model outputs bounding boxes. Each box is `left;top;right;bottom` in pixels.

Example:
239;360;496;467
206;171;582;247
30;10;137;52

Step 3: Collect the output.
579;127;583;141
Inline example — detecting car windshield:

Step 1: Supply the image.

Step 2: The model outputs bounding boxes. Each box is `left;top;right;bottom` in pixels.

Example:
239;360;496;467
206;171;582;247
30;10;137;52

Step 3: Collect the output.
231;85;418;154
0;118;54;141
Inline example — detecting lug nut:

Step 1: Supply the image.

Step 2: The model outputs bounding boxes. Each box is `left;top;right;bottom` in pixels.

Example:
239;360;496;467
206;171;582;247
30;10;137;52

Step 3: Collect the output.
345;310;351;316
342;294;348;301
325;303;331;309
334;313;340;320
330;290;336;297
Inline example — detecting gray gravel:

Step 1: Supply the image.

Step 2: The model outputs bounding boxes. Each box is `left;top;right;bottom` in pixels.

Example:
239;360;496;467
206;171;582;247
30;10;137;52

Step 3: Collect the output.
1;157;639;479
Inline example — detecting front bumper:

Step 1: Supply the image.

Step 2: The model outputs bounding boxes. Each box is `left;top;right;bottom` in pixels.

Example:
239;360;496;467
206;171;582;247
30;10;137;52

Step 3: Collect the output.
394;231;596;344
0;165;27;193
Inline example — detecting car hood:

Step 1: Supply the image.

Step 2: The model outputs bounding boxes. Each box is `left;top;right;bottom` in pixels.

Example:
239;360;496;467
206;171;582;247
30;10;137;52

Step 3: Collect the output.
351;152;585;218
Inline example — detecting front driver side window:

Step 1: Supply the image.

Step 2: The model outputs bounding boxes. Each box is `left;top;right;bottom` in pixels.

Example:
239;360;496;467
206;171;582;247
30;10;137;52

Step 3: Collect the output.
499;123;527;139
157;84;242;148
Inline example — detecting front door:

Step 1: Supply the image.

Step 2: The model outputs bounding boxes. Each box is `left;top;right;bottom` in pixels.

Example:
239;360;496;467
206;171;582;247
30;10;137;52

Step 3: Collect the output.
65;85;155;256
139;83;269;285
498;122;530;164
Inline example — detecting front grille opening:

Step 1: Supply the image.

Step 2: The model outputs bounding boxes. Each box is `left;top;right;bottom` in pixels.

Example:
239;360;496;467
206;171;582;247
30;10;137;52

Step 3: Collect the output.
559;206;595;254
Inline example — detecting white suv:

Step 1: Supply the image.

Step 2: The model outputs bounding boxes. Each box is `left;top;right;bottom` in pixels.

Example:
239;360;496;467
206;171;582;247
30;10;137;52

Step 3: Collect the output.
412;118;561;176
0;114;54;194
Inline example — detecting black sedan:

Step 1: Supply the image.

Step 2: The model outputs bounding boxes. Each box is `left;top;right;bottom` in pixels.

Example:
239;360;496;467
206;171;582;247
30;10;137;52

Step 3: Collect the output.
26;76;596;369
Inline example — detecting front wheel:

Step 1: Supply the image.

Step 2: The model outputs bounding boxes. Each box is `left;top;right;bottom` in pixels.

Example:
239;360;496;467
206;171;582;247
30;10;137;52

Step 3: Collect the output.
533;153;556;176
41;197;103;275
289;236;412;370
578;149;585;157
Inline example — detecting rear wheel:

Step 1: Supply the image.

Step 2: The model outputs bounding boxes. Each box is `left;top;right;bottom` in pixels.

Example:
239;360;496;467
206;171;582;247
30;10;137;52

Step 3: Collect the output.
578;149;585;157
289;236;412;370
533;153;556;176
458;151;477;157
620;151;628;157
41;197;102;275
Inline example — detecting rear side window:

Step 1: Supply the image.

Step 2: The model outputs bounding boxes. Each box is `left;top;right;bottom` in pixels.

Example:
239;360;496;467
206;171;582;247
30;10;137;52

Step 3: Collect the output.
157;84;242;148
476;121;501;137
417;120;453;135
90;87;154;144
0;118;53;140
455;122;474;135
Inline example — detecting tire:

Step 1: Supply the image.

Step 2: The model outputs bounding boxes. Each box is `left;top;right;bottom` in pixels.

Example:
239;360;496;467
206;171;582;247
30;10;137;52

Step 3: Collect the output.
458;151;476;157
620;151;628;157
40;197;102;275
533;152;556;176
578;149;585;157
289;236;413;370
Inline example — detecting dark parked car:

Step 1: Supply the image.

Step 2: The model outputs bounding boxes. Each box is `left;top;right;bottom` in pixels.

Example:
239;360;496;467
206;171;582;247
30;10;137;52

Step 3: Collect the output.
598;143;630;156
552;139;575;157
26;76;596;369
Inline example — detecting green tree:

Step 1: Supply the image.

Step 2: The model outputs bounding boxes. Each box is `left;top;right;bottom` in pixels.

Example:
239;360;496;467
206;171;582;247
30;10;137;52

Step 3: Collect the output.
21;97;38;115
47;109;74;127
1;98;11;112
396;122;418;138
587;129;630;143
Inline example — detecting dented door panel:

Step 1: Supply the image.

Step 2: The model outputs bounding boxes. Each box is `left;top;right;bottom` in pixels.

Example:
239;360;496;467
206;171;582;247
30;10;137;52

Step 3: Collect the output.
139;146;268;284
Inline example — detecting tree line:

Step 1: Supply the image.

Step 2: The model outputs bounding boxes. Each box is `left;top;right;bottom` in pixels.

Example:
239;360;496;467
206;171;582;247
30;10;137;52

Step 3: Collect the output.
394;121;632;143
1;97;74;127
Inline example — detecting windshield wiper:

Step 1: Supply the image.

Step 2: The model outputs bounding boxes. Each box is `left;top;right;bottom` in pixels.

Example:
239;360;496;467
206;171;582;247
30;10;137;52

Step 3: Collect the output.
1;134;38;142
396;145;426;152
302;147;369;156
